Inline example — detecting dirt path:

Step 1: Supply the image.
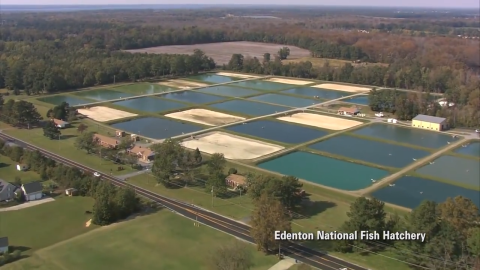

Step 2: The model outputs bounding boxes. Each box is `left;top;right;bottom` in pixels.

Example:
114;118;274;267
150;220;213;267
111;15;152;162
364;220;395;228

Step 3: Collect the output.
355;138;468;196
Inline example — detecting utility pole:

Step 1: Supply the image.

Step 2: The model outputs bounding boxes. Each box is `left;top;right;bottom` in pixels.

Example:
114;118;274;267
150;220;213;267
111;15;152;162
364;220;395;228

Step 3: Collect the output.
114;75;116;84
278;243;281;260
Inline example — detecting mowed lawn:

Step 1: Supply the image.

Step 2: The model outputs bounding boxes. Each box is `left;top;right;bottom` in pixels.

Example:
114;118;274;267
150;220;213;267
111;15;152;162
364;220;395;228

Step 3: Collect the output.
3;210;278;270
0;196;96;255
0;155;40;184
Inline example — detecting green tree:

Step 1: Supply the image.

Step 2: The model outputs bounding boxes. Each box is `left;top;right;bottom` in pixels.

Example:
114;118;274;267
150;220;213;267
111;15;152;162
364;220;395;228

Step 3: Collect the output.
43;120;61;139
207;153;226;176
277;47;290;60
206;172;227;196
76;123;88;133
74;132;97;154
467;227;480;268
210;241;254;270
227;54;244;71
251;194;291;254
277;176;303;209
11;100;42;128
92;181;117;225
151;139;184;187
49;101;69;120
437;196;480;239
193;147;202;163
114;186;138;219
263;53;271;63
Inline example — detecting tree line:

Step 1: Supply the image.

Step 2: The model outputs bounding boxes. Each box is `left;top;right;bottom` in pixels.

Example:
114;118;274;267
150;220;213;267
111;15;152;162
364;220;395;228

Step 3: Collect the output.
335;196;480;269
0;139;140;225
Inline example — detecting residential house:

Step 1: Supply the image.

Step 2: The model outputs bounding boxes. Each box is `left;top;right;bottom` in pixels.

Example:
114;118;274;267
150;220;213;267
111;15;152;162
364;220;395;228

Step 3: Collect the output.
0;237;8;254
0;179;17;202
128;145;155;162
225;174;246;189
52;119;69;128
412;114;448;131
337;106;360;116
21;182;43;201
93;134;119;149
16;164;28;171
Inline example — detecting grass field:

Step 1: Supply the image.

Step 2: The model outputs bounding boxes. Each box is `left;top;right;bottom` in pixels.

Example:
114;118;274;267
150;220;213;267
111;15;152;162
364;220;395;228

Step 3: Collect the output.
0;196;96;255
0;155;40;184
3;210;278;270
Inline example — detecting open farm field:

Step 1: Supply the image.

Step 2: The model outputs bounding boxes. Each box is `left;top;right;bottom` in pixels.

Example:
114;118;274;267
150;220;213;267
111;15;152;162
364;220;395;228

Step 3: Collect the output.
125;41;311;65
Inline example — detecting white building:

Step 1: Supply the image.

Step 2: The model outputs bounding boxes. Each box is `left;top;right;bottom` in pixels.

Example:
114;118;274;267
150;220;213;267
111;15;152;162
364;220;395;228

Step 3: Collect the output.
21;182;43;201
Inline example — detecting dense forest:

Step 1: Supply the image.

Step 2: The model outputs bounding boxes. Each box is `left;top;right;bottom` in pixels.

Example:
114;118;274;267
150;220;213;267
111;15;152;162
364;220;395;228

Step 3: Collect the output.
0;10;478;127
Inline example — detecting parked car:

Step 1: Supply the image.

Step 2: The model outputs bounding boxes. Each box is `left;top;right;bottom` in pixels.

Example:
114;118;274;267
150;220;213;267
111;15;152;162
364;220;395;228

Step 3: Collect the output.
93;172;101;177
375;112;384;117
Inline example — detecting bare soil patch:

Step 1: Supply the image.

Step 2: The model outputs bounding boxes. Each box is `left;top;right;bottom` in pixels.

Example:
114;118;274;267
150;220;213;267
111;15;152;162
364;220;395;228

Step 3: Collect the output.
77;106;137;122
126;41;310;65
312;83;371;93
265;77;313;85
165;109;245;126
216;72;261;79
277;113;363;130
181;131;284;160
158;79;209;89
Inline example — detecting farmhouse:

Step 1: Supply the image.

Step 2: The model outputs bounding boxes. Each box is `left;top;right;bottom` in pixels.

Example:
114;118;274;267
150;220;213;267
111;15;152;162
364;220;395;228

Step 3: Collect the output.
0;237;8;254
21;182;43;201
93;134;119;149
0;179;17;202
225;174;246;189
52;119;69;128
338;106;360;116
128;145;155;162
412;114;448;131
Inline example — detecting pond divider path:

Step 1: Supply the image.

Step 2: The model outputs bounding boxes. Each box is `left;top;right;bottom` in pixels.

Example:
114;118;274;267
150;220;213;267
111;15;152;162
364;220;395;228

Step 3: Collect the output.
71;75;273;108
355;138;468;196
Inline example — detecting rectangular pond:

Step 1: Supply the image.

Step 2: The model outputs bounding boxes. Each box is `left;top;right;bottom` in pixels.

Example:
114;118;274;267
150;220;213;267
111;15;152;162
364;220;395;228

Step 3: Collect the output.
188;74;238;84
340;95;369;105
198;86;262;97
416;155;480;188
309;135;431;168
110;117;203;140
226;120;329;144
37;95;91;106
281;87;351;100
454;141;480;158
371;176;480;209
353;123;457;149
112;97;187;113
258;151;390;190
228;80;293;91
209;100;290;116
160;91;226;104
113;83;177;95
75;89;133;101
247;93;320;108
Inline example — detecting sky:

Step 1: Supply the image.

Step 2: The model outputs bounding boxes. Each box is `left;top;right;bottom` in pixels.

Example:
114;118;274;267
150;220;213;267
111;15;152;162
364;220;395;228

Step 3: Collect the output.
0;0;478;8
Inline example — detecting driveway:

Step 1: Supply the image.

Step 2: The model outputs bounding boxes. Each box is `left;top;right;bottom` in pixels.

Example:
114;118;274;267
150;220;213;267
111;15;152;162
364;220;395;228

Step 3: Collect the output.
0;197;55;212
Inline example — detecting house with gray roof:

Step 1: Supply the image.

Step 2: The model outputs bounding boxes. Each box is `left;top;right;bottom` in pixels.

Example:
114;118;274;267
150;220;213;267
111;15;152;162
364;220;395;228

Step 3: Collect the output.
0;179;17;202
21;182;43;201
0;237;8;254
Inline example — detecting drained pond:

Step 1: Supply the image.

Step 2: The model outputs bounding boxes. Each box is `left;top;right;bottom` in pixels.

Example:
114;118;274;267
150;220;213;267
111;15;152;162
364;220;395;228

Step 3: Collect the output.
353;123;456;149
226;120;329;144
309;135;431;168
209;100;290;116
110;117;203;139
258;151;390;190
372;176;480;209
112;97;187;113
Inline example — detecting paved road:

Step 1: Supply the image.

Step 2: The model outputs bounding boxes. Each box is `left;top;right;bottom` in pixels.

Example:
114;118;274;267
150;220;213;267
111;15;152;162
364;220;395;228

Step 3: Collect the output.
0;132;369;270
